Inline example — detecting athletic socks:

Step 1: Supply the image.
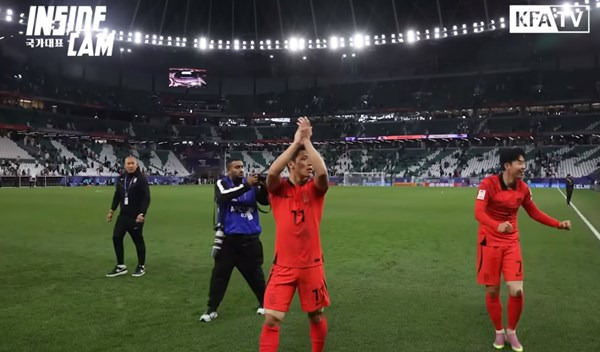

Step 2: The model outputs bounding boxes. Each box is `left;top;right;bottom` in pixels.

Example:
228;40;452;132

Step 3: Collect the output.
486;293;504;330
507;294;524;330
309;316;328;352
259;324;280;352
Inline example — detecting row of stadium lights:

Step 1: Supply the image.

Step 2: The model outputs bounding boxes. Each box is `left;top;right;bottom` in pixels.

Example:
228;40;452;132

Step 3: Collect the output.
102;21;509;51
4;18;508;50
2;1;600;52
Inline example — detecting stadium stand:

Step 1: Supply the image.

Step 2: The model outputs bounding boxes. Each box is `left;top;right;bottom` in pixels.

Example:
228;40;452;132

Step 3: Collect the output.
223;142;600;179
2;31;600;182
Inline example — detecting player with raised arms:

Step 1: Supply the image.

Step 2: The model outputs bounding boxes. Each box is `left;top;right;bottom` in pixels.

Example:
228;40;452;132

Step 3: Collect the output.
259;117;330;352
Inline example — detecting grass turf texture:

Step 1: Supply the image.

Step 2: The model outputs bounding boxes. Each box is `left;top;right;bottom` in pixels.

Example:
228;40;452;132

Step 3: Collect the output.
1;186;599;352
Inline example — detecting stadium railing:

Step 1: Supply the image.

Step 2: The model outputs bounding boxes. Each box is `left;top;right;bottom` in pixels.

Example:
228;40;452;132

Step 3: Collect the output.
0;176;63;187
0;176;185;187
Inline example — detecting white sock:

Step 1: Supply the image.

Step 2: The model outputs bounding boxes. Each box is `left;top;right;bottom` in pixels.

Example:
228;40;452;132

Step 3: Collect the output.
117;264;126;268
496;329;505;334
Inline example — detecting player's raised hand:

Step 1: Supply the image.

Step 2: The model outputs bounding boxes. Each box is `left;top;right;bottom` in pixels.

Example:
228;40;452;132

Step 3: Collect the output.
293;123;303;144
558;220;571;230
298;116;312;139
497;221;513;233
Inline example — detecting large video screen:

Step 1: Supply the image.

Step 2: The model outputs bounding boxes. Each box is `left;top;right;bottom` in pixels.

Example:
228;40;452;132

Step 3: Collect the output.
168;68;207;88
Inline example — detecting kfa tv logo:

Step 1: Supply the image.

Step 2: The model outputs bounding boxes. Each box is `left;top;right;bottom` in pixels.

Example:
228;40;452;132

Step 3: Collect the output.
509;4;590;33
25;6;115;56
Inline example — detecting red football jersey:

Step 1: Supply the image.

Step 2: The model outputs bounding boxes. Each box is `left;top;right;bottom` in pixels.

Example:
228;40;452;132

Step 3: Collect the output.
269;178;327;268
475;174;560;247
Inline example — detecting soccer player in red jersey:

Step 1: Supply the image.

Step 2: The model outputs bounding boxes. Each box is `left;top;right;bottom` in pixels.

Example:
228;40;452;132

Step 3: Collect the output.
475;148;571;351
259;117;330;352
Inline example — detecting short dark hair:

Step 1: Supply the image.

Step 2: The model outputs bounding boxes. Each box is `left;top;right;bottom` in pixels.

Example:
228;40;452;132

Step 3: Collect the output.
290;145;306;162
499;148;526;170
226;159;242;170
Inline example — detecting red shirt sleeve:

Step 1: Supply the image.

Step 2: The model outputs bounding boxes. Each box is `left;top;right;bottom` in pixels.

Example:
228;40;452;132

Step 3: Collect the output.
474;179;502;231
521;185;561;228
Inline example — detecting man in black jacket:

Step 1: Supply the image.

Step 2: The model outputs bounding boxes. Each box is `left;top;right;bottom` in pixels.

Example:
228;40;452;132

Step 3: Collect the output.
106;156;151;277
566;174;575;205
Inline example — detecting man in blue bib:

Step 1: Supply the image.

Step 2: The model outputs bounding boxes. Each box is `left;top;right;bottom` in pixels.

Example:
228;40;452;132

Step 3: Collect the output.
200;159;269;322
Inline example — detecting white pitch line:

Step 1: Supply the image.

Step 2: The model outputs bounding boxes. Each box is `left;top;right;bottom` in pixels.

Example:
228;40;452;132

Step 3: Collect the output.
556;188;600;241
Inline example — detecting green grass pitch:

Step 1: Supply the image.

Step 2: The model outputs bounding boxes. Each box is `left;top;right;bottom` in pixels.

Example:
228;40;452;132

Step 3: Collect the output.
1;186;599;351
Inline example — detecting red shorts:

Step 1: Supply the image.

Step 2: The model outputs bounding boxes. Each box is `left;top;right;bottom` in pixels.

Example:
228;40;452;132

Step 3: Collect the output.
264;264;330;313
476;244;524;285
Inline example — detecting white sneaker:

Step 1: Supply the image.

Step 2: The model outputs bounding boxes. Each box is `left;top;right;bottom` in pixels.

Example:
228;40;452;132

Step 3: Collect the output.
132;265;145;277
106;265;127;277
257;307;265;315
493;329;506;349
199;311;218;322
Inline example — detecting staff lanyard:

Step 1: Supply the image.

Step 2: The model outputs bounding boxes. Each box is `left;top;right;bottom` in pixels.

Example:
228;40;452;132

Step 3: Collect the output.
124;175;134;205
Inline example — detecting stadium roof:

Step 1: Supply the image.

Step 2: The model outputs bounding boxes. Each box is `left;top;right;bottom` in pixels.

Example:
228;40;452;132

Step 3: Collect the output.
1;1;598;77
4;0;513;41
0;0;530;52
